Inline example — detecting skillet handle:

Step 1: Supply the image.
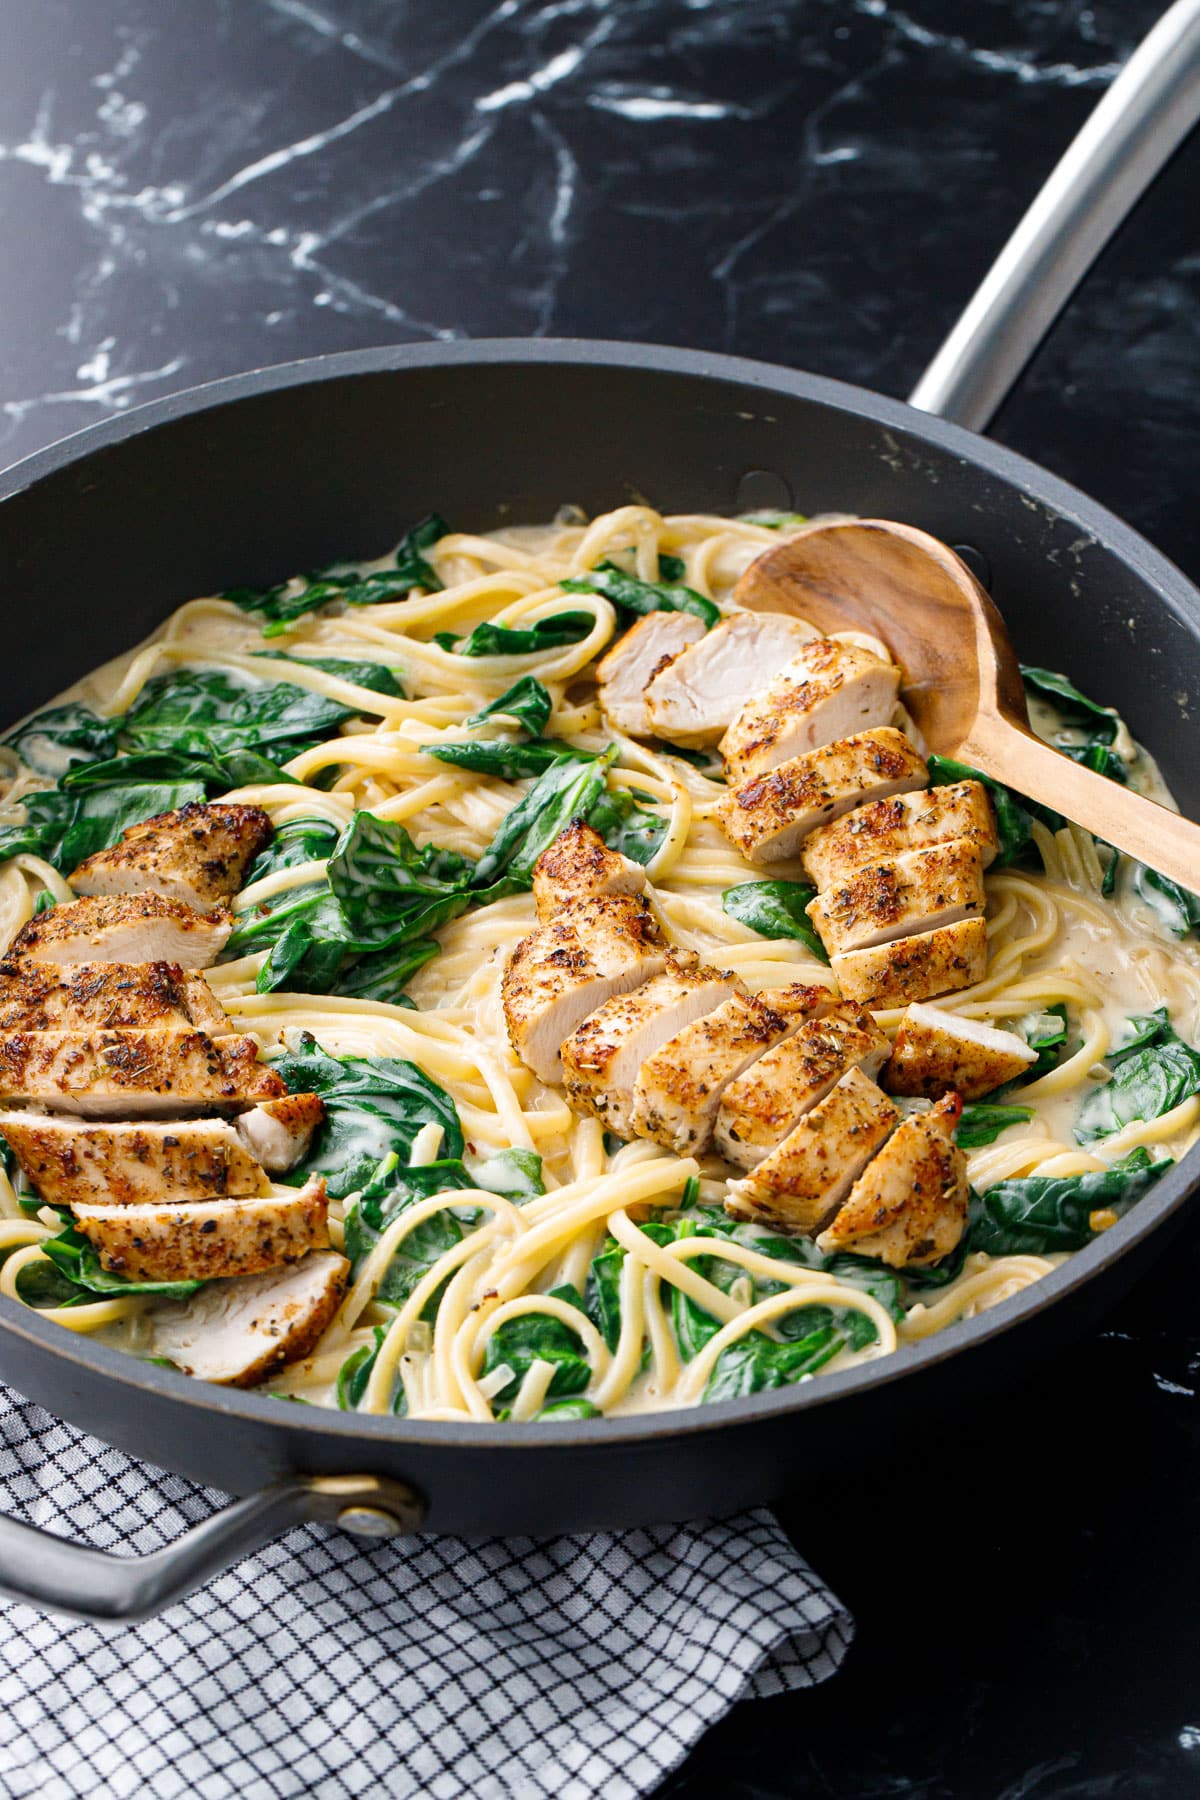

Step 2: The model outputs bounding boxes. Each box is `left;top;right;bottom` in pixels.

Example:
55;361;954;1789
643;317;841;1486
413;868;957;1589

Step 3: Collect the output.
0;1473;424;1624
911;0;1200;431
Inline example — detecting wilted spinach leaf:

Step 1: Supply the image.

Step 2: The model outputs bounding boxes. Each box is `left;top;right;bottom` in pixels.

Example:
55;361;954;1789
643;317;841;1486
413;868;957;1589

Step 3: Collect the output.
422;739;595;780
927;755;1035;865
481;1293;592;1406
0;778;206;874
2;703;120;776
226;515;446;635
1020;667;1119;741
253;651;404;697
957;1103;1034;1148
722;881;828;964
123;669;352;754
435;612;595;657
561;561;720;628
40;1225;205;1299
1075;1012;1200;1144
970;1148;1169;1254
465;677;552;737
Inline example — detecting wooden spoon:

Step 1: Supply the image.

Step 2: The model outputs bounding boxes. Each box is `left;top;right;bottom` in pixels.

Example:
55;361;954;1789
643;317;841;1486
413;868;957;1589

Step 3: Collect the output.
734;518;1200;893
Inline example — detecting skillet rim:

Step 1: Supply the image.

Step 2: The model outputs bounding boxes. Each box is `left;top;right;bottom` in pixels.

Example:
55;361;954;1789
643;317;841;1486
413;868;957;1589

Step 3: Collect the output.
0;333;1197;1455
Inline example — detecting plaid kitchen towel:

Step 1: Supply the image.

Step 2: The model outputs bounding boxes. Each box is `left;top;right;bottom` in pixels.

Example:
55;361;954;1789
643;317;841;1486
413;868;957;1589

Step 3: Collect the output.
0;1387;851;1800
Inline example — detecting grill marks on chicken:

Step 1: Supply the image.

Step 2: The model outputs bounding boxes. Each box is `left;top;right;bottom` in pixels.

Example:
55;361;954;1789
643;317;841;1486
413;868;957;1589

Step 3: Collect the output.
0;803;339;1372
70;802;273;911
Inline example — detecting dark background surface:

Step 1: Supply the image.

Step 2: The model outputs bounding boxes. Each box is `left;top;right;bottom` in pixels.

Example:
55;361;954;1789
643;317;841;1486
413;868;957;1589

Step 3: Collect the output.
2;1;1199;1793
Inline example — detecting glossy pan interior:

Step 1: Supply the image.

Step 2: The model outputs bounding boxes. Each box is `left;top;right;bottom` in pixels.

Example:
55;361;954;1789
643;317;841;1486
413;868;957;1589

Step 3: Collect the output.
1;339;1197;1537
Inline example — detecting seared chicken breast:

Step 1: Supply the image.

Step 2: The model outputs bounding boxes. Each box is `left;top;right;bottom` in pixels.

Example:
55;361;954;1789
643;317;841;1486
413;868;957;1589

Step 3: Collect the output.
234;1092;326;1172
146;1249;349;1387
802;779;997;889
832;916;989;1008
531;819;646;923
73;1176;329;1284
502;894;667;1085
725;1067;898;1234
715;1003;890;1170
596;611;707;738
0;959;227;1034
807;838;986;958
0;1112;269;1205
717;729;927;865
816;1093;968;1266
629;990;799;1155
643;612;815;746
9;894;233;970
561;950;743;1137
0;1029;286;1117
883;1002;1035;1100
70;801;273;910
719;638;901;782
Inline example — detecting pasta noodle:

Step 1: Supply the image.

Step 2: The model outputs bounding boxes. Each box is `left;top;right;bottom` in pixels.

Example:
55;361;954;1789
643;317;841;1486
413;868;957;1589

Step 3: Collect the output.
2;503;1198;1422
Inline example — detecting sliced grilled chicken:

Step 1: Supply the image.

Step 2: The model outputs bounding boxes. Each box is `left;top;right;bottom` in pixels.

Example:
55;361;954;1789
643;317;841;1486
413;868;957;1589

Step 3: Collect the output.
832;917;989;1008
597;611;707;737
807;839;986;958
717;729;927;865
715;1003;890;1171
561;950;743;1137
816;1093;968;1266
630;990;798;1155
502;894;667;1085
643;612;815;747
73;1176;329;1284
883;1002;1035;1101
0;1029;286;1118
725;1067;898;1234
720;638;901;781
0;1113;269;1206
234;1092;325;1172
531;819;646;923
146;1249;349;1387
0;959;227;1034
9;894;233;970
70;801;273;910
802;779;998;889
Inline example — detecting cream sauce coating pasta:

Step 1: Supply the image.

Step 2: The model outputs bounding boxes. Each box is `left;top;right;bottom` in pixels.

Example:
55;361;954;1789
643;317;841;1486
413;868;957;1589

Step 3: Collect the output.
0;505;1197;1420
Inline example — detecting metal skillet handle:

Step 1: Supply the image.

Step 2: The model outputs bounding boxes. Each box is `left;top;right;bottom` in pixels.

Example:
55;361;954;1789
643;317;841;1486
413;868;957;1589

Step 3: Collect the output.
910;0;1200;431
0;1474;424;1624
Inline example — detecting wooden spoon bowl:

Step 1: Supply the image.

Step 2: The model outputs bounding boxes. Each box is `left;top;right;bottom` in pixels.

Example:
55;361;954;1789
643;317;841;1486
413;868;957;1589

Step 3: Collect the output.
735;518;1200;892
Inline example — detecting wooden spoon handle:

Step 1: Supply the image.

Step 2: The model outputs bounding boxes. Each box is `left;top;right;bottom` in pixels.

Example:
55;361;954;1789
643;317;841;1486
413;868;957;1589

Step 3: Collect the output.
962;713;1200;893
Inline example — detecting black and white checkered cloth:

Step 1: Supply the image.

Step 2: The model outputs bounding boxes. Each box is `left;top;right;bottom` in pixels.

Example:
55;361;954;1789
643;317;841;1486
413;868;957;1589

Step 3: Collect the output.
0;1386;851;1799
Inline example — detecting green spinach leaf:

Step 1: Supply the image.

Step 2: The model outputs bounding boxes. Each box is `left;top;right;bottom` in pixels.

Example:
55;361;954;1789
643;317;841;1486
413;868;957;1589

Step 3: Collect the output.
970;1148;1169;1254
722;880;828;964
2;703;120;776
465;677;552;737
40;1225;205;1299
435;612;596;657
1020;667;1119;742
957;1103;1034;1148
123;669;352;754
481;1292;592;1406
561;561;720;628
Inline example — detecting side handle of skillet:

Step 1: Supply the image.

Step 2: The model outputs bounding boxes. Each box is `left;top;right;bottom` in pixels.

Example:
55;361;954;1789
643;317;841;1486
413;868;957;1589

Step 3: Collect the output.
0;1475;424;1623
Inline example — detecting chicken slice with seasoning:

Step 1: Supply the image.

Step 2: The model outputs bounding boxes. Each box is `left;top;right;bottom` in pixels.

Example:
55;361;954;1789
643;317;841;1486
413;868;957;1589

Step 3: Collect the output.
725;1067;899;1234
802;780;998;889
234;1092;326;1172
596;611;707;737
883;1002;1036;1100
720;638;901;781
0;1029;286;1117
0;958;228;1034
69;801;273;910
643;612;816;746
146;1249;349;1387
9;894;233;970
531;819;646;923
831;917;989;1008
0;1113;269;1206
73;1176;330;1284
816;1093;968;1266
717;729;928;865
715;1002;890;1170
502;893;667;1085
806;839;986;958
562;950;743;1138
630;989;799;1155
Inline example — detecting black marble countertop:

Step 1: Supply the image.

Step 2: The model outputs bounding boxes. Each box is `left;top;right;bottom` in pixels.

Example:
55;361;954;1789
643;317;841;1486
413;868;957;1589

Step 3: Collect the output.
3;2;1200;1793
